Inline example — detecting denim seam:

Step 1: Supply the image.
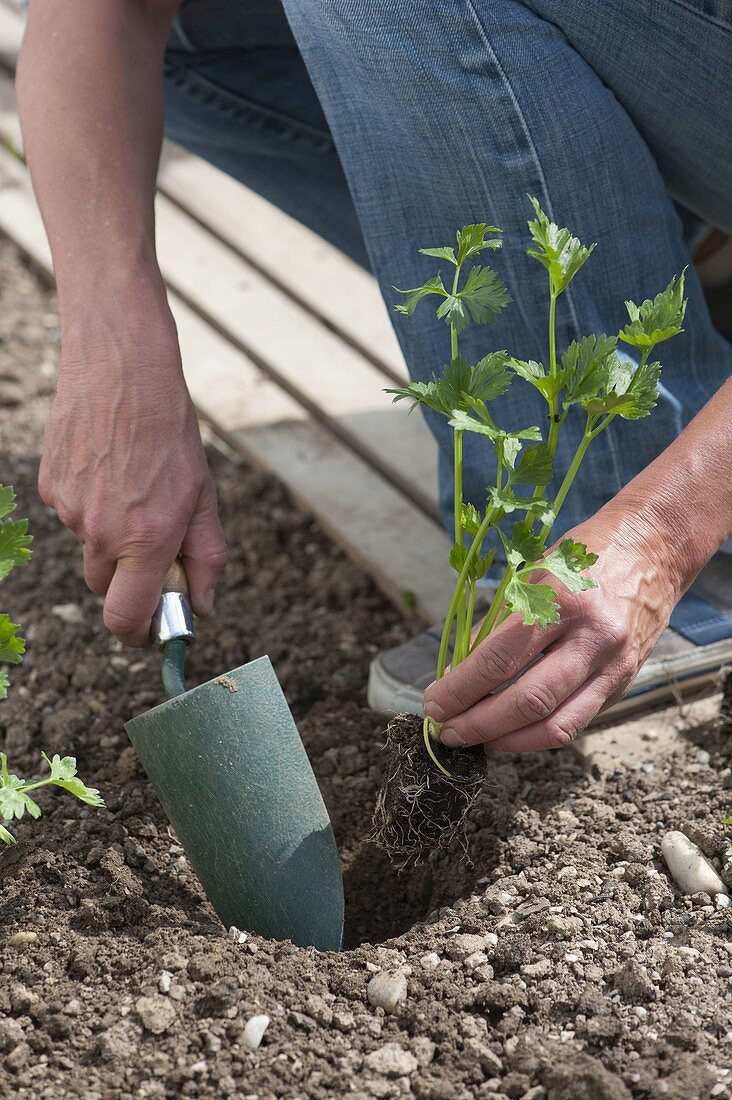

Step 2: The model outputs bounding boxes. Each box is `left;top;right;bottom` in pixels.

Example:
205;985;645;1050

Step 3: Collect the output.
163;59;336;152
667;0;732;33
463;0;582;343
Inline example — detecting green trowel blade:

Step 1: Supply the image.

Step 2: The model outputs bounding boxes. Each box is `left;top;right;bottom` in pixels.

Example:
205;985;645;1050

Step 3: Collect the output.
125;655;343;951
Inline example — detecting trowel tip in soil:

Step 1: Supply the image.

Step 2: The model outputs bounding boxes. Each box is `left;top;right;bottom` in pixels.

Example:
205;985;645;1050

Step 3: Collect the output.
371;713;485;865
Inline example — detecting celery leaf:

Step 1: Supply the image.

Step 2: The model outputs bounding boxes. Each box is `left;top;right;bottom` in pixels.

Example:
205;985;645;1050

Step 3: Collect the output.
0;615;24;665
526;196;595;294
505;575;560;627
533;538;598;593
455;224;503;264
620;273;686;350
394;275;448;316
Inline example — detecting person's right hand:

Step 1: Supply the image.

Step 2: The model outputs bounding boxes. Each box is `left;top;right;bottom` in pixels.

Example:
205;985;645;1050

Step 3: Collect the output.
39;297;228;647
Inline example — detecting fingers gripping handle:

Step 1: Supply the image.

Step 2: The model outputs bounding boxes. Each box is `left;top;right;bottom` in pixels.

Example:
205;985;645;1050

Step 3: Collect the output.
152;561;196;647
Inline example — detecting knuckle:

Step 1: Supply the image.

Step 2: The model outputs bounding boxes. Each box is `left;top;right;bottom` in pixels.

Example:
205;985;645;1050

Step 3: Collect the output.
593;614;627;652
55;506;80;532
441;682;472;715
82;517;108;550
200;545;229;572
544;715;579;748
517;684;557;724
476;641;517;683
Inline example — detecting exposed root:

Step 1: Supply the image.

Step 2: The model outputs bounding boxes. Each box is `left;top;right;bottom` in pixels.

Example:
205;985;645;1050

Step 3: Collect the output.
371;713;486;865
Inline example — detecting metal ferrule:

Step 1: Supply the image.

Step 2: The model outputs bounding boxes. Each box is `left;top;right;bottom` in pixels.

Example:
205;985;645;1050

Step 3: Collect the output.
152;591;195;647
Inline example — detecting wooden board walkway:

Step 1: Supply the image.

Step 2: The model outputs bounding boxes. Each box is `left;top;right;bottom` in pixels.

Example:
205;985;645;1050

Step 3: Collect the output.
0;1;453;619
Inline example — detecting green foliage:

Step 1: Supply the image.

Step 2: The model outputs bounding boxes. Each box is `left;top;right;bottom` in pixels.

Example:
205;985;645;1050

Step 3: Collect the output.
0;486;104;843
0;487;31;700
0;486;32;582
526;196;595;295
581;356;662;420
619;273;686;351
0;615;24;671
390;199;686;699
443;265;512;332
387;352;512;416
561;334;619;407
394;222;511;337
419;223;503;267
392;274;447;317
529;539;599;593
0;752;104;845
505;574;560;627
513;443;554;487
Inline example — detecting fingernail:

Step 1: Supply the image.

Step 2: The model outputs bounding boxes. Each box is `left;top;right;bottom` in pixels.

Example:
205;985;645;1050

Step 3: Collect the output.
202;589;215;616
423;701;446;722
441;727;465;748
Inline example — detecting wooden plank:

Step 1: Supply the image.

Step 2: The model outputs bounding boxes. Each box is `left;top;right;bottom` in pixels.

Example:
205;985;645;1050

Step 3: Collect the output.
158;144;408;385
152;192;439;519
0;143;454;619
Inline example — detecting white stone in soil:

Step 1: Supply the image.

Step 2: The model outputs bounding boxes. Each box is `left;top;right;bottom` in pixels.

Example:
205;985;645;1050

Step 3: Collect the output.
364;1043;418;1077
716;894;731;909
51;603;85;624
242;1014;270;1051
135;995;177;1035
419;952;441;970
660;831;729;897
367;971;407;1014
445;933;491;961
464;951;488;970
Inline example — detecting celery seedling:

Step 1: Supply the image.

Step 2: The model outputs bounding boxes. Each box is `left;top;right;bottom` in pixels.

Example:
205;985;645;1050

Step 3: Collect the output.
0;485;103;844
390;200;686;776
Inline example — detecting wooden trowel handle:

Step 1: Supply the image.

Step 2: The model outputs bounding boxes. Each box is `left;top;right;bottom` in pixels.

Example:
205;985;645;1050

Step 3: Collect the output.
163;560;189;595
152;559;195;647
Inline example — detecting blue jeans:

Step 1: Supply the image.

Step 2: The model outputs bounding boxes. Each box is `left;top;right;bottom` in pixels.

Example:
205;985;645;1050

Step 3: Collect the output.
163;0;732;554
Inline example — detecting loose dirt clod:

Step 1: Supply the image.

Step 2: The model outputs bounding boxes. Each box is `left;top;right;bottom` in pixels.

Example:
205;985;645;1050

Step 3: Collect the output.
371;713;485;863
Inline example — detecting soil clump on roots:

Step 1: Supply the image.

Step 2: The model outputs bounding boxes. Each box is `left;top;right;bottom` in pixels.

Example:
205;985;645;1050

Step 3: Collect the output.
371;713;485;863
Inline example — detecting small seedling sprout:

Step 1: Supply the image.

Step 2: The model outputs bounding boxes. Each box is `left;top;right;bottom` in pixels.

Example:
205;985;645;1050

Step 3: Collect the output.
389;199;686;774
0;485;104;843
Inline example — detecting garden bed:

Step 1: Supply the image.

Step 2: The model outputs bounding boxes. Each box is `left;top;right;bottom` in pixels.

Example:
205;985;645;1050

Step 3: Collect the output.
1;239;731;1099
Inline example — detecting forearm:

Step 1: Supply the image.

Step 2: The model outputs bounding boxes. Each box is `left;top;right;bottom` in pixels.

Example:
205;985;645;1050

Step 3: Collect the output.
16;0;178;334
599;376;732;595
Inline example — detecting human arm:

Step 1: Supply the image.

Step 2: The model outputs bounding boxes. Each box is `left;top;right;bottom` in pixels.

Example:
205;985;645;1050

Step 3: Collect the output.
423;376;732;750
16;0;227;646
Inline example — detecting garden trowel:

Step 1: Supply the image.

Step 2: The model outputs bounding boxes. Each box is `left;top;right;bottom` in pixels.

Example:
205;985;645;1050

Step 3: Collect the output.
124;563;344;951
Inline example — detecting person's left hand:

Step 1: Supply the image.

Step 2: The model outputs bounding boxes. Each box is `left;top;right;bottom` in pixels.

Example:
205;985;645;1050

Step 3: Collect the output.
422;504;686;753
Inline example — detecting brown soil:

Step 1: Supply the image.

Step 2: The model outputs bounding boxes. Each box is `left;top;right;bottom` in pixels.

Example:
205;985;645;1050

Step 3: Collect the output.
1;239;732;1099
372;714;486;865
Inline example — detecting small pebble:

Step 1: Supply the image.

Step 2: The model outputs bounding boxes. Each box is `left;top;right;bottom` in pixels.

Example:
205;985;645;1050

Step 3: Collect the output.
364;1043;418;1077
661;831;729;897
367;970;407;1015
51;603;84;624
7;932;38;947
420;952;441;970
135;996;177;1034
242;1014;270;1051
